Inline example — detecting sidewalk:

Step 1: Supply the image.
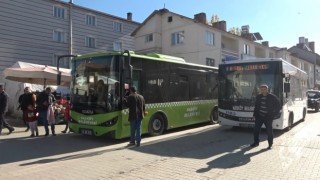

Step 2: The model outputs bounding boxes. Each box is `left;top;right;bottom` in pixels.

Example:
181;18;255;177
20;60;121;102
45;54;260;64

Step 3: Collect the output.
1;115;66;136
1;113;320;179
5;115;24;127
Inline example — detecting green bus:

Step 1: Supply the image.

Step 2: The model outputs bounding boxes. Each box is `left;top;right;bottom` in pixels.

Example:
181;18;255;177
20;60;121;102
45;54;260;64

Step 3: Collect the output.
69;51;218;139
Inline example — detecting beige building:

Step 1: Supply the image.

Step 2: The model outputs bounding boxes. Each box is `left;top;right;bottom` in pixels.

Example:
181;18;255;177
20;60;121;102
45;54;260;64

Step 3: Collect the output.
132;9;277;66
132;8;314;88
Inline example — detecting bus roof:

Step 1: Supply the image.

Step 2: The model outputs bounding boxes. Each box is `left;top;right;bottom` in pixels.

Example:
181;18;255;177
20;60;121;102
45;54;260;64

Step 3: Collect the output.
74;51;218;70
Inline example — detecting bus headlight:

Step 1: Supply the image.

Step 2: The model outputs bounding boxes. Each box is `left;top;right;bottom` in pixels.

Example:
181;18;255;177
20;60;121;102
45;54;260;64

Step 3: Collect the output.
100;117;118;127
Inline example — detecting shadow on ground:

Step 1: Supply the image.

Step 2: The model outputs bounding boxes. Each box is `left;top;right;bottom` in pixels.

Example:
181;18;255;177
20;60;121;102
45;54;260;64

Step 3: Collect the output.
129;124;285;171
0;132;127;165
1;116;295;170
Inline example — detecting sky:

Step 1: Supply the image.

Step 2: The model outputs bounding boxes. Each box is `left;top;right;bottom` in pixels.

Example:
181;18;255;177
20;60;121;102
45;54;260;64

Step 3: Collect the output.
64;0;320;54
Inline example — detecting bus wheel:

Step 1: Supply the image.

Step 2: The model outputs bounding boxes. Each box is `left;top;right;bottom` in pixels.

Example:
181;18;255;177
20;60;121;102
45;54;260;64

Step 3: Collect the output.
287;113;294;131
148;114;165;136
302;108;306;121
209;107;219;124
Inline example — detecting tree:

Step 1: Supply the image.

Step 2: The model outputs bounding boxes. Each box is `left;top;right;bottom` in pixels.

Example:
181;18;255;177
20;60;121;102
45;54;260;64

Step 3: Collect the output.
210;14;220;24
228;27;241;36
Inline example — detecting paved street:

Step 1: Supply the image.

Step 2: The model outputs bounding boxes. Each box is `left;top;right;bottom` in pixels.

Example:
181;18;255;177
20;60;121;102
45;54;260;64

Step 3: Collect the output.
1;111;320;180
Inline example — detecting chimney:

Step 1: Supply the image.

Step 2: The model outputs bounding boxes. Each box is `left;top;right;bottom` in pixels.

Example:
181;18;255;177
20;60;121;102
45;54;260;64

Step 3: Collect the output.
127;12;132;21
305;38;309;45
309;42;315;52
212;21;226;31
194;12;206;24
240;25;254;41
299;37;305;44
241;25;250;34
262;41;269;47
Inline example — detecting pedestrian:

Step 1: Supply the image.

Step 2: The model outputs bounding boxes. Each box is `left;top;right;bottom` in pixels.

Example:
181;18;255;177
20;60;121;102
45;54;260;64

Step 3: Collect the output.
0;84;15;135
25;105;38;137
61;97;70;133
17;87;36;132
250;84;281;149
36;87;56;136
124;86;146;147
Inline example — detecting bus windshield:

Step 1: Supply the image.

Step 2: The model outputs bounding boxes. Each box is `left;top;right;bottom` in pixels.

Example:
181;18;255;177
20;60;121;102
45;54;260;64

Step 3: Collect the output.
219;63;279;101
71;55;120;114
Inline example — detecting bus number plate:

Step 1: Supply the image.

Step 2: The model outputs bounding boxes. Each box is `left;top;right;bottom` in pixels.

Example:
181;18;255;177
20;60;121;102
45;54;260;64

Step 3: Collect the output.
80;129;93;135
239;123;254;128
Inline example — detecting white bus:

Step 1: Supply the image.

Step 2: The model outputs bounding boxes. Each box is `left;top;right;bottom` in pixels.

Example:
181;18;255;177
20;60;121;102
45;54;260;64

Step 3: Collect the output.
218;58;308;130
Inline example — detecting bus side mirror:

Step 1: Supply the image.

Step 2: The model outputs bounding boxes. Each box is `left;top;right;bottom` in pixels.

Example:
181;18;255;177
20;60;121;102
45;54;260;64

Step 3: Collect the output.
123;64;133;80
129;65;133;79
57;71;61;85
122;50;132;80
284;82;290;93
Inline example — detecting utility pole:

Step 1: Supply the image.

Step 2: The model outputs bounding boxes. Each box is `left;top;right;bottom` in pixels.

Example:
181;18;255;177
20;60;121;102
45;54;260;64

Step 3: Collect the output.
314;53;317;89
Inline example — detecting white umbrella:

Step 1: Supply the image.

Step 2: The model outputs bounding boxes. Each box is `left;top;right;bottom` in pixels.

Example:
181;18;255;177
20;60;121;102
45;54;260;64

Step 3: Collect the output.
3;65;71;88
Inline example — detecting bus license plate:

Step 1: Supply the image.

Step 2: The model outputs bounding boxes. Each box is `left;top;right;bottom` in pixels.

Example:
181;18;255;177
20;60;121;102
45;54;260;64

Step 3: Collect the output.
80;129;93;135
239;123;254;128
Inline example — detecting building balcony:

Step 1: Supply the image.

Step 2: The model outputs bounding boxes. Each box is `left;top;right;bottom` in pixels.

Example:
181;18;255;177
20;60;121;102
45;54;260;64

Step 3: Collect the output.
221;48;238;58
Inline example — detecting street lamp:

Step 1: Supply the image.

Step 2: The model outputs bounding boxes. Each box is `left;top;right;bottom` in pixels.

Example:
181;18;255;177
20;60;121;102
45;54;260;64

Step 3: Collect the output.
57;54;77;85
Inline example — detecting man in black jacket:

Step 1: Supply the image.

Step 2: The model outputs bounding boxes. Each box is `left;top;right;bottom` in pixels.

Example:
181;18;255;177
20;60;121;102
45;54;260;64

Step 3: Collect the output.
36;87;56;136
18;87;36;132
250;84;280;149
0;85;15;135
124;86;145;147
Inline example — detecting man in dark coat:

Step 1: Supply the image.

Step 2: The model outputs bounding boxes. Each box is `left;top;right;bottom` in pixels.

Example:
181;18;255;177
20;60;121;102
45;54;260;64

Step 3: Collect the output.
18;87;36;132
36;87;56;136
124;86;145;147
0;85;15;135
250;84;281;149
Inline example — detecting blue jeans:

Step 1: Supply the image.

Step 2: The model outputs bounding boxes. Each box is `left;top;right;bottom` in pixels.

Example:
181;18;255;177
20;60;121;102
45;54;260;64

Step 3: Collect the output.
130;118;142;144
38;110;50;134
38;110;55;135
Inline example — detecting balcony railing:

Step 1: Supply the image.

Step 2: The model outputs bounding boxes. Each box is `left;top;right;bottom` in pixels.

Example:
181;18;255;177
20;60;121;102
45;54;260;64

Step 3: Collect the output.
221;48;238;58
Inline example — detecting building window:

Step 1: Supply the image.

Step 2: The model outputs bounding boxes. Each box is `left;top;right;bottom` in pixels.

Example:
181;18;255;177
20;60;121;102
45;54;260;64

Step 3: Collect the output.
206;58;215;66
171;31;184;45
244;44;250;55
53;55;69;68
168;16;173;22
206;31;214;45
145;34;153;43
53;6;65;19
269;52;274;58
86;14;96;26
53;30;66;43
113;42;122;51
113;22;122;32
85;36;96;48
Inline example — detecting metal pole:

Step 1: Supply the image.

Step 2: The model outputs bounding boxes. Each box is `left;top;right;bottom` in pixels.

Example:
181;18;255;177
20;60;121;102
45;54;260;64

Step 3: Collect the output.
69;1;73;57
313;56;317;89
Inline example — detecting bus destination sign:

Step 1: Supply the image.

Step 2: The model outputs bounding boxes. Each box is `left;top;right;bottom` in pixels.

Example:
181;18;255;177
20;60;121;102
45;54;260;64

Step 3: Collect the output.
226;64;269;71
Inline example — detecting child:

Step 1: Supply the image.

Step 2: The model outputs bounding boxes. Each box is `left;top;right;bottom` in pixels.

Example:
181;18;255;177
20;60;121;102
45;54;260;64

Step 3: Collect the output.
25;105;38;137
61;98;70;133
